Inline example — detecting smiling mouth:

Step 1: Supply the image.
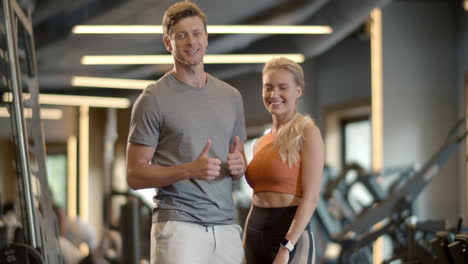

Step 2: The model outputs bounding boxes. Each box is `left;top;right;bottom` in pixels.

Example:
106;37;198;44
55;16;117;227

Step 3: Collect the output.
270;101;283;105
185;49;199;54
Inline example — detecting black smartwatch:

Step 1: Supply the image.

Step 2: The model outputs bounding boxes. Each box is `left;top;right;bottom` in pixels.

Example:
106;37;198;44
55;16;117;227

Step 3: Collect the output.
280;238;294;252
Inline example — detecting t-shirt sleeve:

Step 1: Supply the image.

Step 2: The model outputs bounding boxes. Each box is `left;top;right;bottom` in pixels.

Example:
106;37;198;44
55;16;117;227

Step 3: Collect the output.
233;91;247;142
128;90;161;147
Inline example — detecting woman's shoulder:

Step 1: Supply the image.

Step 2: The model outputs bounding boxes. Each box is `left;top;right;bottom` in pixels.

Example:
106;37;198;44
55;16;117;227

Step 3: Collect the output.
252;132;274;152
296;114;315;130
299;115;321;140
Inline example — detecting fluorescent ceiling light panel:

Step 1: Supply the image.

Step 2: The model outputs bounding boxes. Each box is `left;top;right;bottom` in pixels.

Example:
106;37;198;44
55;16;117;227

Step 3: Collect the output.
72;76;153;90
82;55;173;65
211;25;332;34
72;25;333;34
3;93;130;108
0;107;63;120
81;54;305;65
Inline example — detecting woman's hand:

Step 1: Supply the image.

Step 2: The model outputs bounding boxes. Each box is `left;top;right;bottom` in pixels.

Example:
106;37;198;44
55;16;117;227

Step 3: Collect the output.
273;247;290;264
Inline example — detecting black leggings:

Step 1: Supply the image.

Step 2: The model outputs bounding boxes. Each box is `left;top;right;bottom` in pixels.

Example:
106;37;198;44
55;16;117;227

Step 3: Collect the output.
244;205;315;264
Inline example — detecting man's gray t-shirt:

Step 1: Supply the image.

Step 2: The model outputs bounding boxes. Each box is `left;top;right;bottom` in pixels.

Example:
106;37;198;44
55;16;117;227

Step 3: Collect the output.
128;72;246;225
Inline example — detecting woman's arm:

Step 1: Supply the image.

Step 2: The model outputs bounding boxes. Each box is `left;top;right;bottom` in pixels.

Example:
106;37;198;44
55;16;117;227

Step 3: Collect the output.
274;124;324;263
242;138;260;245
242;203;254;247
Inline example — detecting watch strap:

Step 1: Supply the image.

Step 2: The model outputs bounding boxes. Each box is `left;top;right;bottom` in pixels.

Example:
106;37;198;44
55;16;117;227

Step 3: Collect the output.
280;238;294;252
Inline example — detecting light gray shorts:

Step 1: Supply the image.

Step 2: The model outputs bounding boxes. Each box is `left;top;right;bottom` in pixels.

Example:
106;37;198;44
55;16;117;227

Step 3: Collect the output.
150;220;244;264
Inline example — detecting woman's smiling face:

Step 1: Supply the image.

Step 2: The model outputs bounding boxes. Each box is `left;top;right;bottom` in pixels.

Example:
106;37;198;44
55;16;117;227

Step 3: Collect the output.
262;68;303;120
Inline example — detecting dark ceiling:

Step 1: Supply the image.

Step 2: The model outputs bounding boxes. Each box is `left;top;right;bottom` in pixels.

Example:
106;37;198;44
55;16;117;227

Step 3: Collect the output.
21;0;393;99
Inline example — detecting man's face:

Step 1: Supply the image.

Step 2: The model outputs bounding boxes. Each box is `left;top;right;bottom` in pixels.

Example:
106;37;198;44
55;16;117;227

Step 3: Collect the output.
163;16;208;67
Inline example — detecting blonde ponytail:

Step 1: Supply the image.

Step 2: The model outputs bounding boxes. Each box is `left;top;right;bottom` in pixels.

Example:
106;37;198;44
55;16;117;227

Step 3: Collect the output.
263;57;313;167
273;113;314;168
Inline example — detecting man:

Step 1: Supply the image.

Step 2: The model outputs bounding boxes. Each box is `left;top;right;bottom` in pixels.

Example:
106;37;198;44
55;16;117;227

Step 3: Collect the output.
126;2;246;264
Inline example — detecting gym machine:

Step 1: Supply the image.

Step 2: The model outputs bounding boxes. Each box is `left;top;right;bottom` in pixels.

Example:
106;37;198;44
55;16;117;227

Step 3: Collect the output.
338;116;468;240
109;191;152;264
313;163;415;263
314;117;468;264
0;0;63;263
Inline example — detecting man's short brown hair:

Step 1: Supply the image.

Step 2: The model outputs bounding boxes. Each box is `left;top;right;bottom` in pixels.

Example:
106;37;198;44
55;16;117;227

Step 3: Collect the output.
162;2;208;37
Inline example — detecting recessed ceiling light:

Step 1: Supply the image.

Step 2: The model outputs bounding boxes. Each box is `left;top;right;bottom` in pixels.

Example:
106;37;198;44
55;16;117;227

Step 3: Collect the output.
0;107;63;120
3;93;130;108
72;25;333;35
81;54;305;65
71;76;153;90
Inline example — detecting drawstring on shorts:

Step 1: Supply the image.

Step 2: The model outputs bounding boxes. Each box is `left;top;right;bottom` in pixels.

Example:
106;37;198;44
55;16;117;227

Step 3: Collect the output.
204;225;217;252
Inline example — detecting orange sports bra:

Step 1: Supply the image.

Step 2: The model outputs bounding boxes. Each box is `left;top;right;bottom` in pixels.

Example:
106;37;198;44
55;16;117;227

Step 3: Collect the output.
246;132;303;197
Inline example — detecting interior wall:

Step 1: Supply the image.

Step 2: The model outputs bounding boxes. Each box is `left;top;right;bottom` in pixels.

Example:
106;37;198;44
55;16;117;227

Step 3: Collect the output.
315;30;372;129
45;106;78;142
109;108;131;227
0;106;77;142
312;28;372;171
0;107;75;204
0;140;16;203
381;0;459;222
88;108;107;238
115;108;132;193
464;73;468;221
226;72;269;133
459;1;468;222
298;58;319;123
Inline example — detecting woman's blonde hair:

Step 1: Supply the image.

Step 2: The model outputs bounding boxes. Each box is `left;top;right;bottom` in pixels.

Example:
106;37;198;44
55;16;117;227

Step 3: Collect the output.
263;57;305;90
263;57;314;167
273;113;314;168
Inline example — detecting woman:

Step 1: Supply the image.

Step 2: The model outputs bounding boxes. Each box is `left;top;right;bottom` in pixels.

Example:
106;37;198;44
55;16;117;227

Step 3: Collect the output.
243;57;324;264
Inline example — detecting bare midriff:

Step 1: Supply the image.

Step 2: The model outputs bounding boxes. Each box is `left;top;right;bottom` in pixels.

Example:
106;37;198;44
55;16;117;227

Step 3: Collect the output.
252;191;302;208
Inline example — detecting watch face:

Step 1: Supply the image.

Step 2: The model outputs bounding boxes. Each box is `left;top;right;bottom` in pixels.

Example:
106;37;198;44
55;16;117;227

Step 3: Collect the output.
280;239;294;251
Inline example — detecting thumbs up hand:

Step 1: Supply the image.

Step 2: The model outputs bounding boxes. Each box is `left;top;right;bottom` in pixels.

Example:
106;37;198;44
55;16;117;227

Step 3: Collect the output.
227;136;246;180
189;139;221;181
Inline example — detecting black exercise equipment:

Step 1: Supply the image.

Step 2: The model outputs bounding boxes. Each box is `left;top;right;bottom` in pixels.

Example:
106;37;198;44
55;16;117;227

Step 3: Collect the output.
111;191;152;264
0;243;43;264
313;115;468;263
313;162;416;263
430;231;456;264
0;0;63;263
344;117;465;229
447;233;468;264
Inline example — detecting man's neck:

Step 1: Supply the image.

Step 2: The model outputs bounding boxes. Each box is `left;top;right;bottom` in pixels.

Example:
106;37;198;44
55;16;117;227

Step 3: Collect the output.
171;63;207;88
